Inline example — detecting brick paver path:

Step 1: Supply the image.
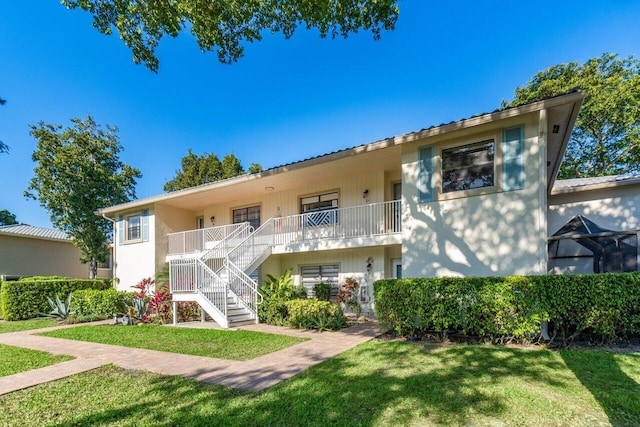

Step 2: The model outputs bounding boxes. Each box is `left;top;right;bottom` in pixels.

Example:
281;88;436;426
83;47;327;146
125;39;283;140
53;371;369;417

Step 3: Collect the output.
0;320;381;395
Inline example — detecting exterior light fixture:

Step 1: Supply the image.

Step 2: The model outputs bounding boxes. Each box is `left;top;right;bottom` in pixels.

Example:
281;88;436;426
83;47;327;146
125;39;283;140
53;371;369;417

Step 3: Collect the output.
363;189;369;199
210;216;215;225
265;186;275;191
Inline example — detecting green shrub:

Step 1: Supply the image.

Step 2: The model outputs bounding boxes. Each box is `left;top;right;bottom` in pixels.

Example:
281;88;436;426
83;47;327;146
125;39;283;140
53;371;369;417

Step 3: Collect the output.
313;283;332;301
285;299;346;330
1;278;108;321
374;272;640;345
258;298;290;326
71;289;129;321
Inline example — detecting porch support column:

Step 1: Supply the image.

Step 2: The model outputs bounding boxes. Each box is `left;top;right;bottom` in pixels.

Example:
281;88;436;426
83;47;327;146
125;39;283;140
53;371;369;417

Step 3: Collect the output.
172;301;178;326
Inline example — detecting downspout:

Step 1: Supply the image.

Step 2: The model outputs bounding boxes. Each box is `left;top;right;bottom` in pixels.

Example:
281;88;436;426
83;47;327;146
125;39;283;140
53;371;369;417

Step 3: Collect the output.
102;213;117;287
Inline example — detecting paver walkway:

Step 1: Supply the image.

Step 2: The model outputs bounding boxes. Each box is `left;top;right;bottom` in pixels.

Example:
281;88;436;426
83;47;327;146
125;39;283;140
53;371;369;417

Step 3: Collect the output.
0;320;381;395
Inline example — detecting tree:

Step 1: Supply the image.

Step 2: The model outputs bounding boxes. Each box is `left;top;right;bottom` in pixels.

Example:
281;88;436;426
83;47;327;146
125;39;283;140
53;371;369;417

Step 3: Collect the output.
503;53;640;179
164;150;262;192
26;116;141;278
60;0;399;72
0;209;17;225
0;96;7;154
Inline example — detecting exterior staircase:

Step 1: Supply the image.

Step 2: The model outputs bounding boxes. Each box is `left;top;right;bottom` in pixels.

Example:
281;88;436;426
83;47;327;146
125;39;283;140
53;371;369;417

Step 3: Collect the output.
169;222;272;328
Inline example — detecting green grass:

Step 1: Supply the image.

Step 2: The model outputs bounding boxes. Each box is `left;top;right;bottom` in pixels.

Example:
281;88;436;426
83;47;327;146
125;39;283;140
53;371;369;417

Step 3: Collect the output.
40;324;307;360
0;318;59;334
1;341;639;426
0;344;73;377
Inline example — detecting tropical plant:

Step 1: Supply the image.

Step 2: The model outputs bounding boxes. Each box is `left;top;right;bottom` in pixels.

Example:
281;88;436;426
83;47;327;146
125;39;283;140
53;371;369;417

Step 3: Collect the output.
313;283;332;301
41;293;74;320
336;277;362;317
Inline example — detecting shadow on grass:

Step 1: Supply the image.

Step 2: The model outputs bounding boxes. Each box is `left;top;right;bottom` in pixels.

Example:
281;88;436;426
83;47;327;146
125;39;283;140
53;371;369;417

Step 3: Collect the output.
561;350;640;426
38;342;600;426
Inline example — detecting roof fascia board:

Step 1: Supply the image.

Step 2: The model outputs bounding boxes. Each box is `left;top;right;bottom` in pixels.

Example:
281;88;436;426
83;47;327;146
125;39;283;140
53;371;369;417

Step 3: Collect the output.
550;177;640;196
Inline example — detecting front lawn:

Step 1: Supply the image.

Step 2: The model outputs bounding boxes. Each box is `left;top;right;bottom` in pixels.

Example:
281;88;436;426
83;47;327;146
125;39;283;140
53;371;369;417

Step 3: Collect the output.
0;344;73;377
41;324;307;360
0;318;59;334
1;341;639;426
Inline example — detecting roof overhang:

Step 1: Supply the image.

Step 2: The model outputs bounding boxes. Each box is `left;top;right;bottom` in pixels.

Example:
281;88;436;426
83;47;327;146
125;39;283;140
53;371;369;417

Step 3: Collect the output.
98;90;585;215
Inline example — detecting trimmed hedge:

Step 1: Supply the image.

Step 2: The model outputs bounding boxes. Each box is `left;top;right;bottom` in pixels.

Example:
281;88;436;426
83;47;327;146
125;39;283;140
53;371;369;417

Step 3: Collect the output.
71;289;130;321
374;272;640;345
1;278;109;321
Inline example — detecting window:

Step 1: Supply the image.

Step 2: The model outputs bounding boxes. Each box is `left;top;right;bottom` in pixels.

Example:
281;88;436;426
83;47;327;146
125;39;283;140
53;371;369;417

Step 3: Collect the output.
442;139;495;193
301;191;339;226
233;206;260;229
98;253;112;269
301;264;339;298
118;209;148;245
126;214;141;241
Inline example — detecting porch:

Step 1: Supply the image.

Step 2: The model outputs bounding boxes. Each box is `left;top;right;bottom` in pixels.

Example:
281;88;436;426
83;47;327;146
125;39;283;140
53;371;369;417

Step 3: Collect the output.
167;200;402;259
165;200;401;329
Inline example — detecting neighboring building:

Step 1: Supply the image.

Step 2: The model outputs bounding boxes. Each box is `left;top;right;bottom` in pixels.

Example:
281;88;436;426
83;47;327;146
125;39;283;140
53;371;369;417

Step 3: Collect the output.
548;174;640;274
98;90;585;327
0;224;112;280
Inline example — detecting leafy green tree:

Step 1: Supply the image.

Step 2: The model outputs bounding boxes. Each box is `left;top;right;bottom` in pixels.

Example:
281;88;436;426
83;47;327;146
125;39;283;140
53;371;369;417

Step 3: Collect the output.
0;209;17;225
503;53;640;178
164;150;262;192
0;96;7;154
248;163;263;174
60;0;399;72
26;116;141;278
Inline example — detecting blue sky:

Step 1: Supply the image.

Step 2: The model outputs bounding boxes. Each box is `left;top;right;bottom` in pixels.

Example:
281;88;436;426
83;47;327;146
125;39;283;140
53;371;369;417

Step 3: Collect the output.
1;1;639;228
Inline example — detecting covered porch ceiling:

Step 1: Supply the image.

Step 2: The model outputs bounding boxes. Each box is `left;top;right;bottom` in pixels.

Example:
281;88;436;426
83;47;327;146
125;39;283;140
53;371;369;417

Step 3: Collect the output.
154;143;402;212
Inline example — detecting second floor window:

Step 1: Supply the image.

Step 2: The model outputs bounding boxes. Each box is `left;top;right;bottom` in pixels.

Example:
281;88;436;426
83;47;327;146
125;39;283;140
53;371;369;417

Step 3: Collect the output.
126;214;141;241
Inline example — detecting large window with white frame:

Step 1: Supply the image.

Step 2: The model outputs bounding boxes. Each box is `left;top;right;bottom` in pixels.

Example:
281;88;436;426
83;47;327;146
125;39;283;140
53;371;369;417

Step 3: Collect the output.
418;125;524;202
441;139;495;193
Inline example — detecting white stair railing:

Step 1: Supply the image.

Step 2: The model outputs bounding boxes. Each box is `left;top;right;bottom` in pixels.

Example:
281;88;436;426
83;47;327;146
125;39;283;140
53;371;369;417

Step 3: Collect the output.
225;261;263;317
169;258;227;318
227;219;275;272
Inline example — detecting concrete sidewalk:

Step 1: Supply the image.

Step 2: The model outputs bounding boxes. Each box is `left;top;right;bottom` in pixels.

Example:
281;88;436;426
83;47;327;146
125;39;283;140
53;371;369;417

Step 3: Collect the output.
0;320;381;395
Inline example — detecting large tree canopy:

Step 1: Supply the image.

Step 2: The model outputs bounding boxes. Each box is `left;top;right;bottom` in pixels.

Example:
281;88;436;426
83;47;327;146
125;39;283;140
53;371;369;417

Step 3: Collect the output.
61;0;399;72
0;209;17;226
503;53;640;179
26;116;141;278
164;149;262;192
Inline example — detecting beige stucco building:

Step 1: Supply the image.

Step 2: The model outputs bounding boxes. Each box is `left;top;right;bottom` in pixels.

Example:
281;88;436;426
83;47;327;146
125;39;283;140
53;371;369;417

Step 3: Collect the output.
98;91;616;328
0;224;112;280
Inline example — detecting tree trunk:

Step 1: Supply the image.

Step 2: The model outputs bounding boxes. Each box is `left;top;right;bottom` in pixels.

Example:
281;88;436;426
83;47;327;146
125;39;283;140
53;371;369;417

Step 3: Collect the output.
89;258;97;279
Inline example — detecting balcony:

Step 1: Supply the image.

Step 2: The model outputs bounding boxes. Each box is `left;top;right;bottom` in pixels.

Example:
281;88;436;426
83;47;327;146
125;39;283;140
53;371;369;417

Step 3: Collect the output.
167;200;402;258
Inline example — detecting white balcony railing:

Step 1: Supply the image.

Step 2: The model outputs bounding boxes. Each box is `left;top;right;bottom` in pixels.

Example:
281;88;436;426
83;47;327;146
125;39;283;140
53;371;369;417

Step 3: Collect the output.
167;223;248;256
167;200;401;257
274;200;401;246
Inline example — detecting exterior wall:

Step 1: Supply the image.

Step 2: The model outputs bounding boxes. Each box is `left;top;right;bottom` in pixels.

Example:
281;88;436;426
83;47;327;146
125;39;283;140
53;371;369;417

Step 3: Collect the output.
115;207;156;290
154;203;197;273
402;113;547;278
548;184;640;274
264;246;387;316
0;235;89;278
203;171;388;228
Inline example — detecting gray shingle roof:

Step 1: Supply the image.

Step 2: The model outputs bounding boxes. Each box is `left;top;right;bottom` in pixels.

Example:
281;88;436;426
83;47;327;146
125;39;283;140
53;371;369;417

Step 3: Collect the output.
0;224;69;241
553;174;640;191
